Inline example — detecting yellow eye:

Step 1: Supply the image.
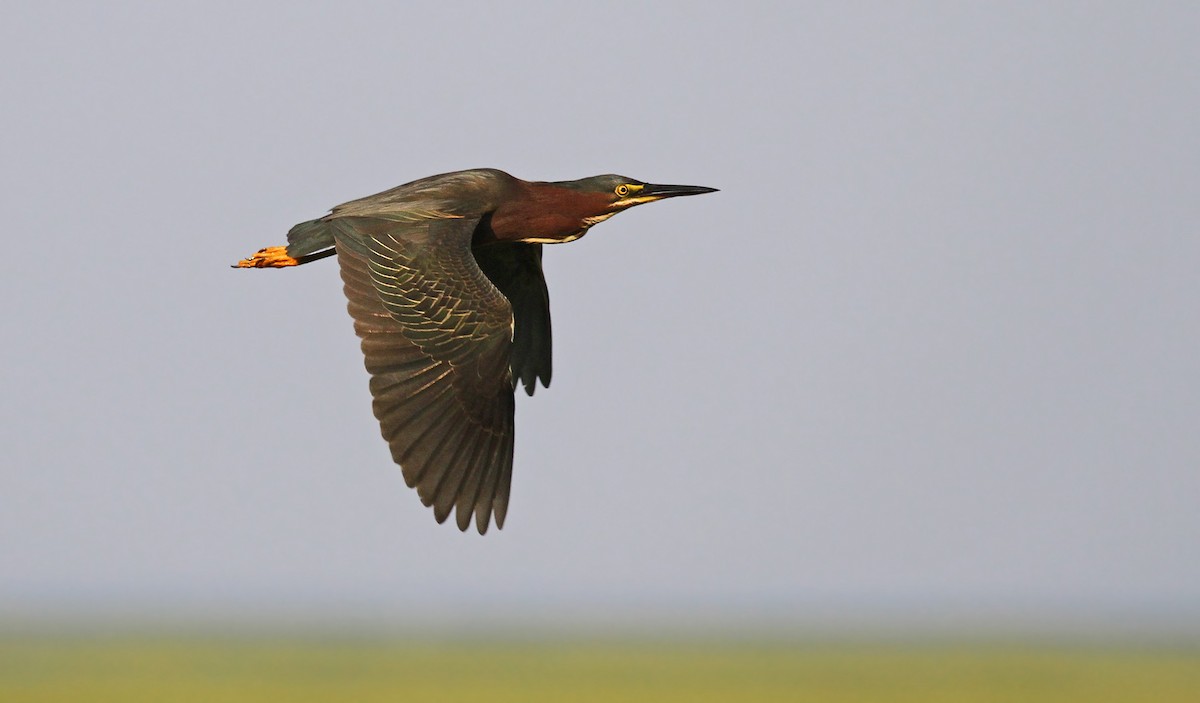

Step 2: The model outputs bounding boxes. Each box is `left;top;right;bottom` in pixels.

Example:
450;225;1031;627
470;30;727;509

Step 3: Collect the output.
614;184;631;197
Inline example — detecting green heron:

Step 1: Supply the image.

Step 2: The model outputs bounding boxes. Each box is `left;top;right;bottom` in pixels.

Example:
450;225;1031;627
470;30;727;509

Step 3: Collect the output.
235;168;716;533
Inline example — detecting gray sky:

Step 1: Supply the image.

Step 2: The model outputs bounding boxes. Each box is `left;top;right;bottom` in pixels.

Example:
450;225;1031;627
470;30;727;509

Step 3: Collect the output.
2;3;1197;633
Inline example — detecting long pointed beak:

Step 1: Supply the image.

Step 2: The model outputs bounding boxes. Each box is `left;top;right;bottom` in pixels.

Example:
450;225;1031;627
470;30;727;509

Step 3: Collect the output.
641;183;719;199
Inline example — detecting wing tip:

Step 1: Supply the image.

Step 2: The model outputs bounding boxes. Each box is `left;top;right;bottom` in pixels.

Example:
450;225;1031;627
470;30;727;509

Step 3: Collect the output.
520;372;552;396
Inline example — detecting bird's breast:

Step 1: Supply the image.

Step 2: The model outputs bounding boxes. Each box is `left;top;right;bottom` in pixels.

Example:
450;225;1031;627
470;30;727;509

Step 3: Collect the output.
490;206;585;244
485;182;615;244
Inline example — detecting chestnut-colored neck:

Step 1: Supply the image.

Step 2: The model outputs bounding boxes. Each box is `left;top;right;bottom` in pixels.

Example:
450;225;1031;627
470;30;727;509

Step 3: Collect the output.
487;182;612;244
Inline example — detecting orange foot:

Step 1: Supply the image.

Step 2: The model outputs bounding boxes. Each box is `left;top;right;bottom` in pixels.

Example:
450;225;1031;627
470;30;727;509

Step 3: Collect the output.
234;246;299;268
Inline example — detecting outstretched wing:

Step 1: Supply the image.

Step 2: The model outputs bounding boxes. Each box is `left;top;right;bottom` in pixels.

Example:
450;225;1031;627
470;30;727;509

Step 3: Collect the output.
474;242;552;395
332;215;515;533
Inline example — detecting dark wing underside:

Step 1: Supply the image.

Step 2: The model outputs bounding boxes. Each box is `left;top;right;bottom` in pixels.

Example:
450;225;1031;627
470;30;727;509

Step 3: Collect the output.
333;215;515;533
473;242;552;395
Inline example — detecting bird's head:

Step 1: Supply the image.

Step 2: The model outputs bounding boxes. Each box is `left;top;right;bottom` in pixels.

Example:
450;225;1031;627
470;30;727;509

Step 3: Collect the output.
562;175;718;221
499;174;718;244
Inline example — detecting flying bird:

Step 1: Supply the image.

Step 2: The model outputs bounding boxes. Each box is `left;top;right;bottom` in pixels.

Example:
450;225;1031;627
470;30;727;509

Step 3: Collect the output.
235;168;716;533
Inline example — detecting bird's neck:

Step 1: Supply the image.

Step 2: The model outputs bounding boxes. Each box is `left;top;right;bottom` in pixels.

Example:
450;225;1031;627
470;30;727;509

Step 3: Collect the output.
487;182;612;244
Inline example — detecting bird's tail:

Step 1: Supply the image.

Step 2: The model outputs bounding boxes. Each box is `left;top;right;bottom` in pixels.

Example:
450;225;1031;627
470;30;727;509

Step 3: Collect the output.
232;217;338;268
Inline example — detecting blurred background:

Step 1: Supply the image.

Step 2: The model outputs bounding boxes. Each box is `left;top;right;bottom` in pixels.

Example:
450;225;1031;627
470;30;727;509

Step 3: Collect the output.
1;2;1197;700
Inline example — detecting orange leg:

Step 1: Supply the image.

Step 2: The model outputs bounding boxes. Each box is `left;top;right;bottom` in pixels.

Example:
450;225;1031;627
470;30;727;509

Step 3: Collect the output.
233;246;300;268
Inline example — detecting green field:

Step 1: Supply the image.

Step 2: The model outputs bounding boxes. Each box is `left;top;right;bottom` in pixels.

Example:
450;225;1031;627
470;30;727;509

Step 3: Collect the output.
1;637;1197;702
